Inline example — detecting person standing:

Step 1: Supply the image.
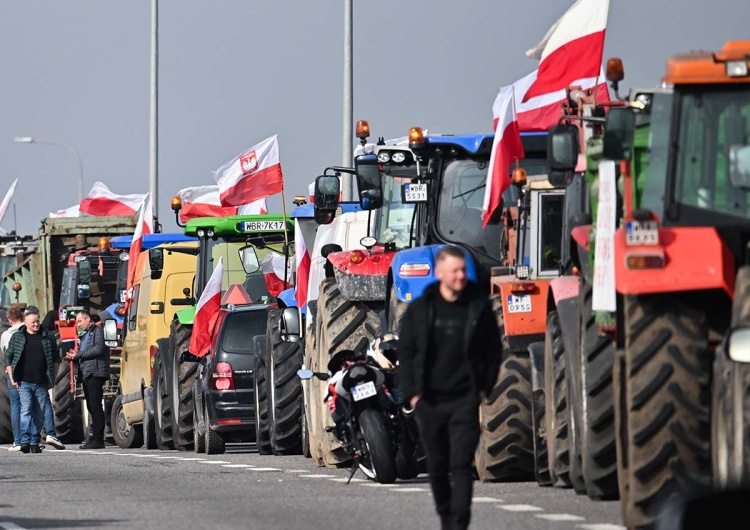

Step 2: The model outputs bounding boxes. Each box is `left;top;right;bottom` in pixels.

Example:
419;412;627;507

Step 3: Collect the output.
5;311;62;453
65;310;110;449
21;306;65;450
399;245;501;530
1;306;25;451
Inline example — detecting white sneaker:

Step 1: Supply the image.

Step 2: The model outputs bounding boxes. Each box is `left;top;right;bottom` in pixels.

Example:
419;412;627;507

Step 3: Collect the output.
45;435;65;450
8;443;22;452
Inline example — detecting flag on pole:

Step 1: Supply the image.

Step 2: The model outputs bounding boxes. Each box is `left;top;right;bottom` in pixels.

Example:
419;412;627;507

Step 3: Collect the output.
79;182;146;217
259;253;290;299
294;220;311;310
214;135;284;207
189;256;224;358
178;185;269;222
493;68;610;133
237;198;268;215
0;179;18;228
49;204;81;218
522;0;610;102
482;84;525;227
126;194;154;297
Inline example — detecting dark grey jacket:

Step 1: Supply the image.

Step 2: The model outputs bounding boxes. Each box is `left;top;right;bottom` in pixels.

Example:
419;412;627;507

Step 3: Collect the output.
75;325;110;379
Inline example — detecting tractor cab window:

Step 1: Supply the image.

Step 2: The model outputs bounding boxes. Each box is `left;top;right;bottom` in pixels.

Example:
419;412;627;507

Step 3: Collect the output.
673;85;750;219
536;193;564;274
206;238;279;305
376;168;417;249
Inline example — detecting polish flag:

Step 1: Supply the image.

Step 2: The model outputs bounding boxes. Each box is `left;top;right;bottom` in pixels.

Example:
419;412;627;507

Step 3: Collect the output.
482;83;524;227
0;179;18;227
260;253;290;298
493;69;610;133
189;256;224;358
522;0;609;102
237;198;268;215
214;135;284;207
126;194;154;295
178;185;238;223
294;220;311;310
49;204;81;218
79;182;146;217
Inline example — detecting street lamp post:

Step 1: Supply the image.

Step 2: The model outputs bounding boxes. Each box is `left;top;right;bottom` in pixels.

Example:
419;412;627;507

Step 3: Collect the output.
14;136;85;202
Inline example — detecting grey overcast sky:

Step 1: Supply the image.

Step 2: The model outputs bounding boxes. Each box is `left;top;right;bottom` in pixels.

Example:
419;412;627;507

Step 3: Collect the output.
1;1;747;234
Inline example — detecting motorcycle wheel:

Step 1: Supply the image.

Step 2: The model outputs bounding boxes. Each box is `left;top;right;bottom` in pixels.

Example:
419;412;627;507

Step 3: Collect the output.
358;409;397;484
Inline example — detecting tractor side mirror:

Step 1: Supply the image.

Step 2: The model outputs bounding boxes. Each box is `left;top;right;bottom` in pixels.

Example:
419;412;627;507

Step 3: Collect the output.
729;145;750;191
355;158;383;210
238;245;260;274
547;124;580;187
280;306;302;342
314;175;340;225
603;107;636;161
103;319;118;347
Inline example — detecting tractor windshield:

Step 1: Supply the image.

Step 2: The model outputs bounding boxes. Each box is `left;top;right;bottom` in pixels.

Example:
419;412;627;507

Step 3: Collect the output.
205;237;280;305
437;158;547;262
377;169;417;249
672;85;750;219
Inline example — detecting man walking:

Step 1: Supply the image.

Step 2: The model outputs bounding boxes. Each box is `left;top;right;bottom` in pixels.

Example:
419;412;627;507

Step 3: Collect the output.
2;306;25;451
65;310;109;449
22;306;65;450
5;311;63;453
399;245;501;530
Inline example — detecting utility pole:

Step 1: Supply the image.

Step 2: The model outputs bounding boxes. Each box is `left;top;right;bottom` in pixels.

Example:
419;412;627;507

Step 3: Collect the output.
341;0;353;201
150;0;160;230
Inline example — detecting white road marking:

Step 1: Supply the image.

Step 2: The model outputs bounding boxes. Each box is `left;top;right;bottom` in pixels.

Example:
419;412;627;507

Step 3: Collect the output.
245;467;281;471
175;457;207;461
329;477;366;483
198;460;231;464
148;456;183;460
391;487;428;492
497;504;544;512
285;469;313;473
576;523;626;530
298;474;334;478
536;514;586;521
359;483;393;488
472;497;504;503
222;464;253;468
0;522;27;530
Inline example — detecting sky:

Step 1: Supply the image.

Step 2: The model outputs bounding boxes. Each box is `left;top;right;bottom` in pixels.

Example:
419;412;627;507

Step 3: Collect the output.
1;0;748;235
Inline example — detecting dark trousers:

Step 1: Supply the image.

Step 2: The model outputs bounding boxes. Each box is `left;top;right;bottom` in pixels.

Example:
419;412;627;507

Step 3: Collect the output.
83;376;107;443
415;393;480;530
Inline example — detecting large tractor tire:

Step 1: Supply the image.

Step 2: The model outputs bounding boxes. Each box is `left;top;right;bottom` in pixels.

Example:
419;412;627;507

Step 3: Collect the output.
153;350;175;450
51;362;84;444
253;339;272;455
316;278;382;468
712;266;750;489
544;310;573;488
622;294;712;530
579;277;619;500
266;309;304;455
530;362;552;487
170;320;197;450
0;360;12;444
476;294;534;482
613;348;631;524
387;284;408;334
303;318;323;465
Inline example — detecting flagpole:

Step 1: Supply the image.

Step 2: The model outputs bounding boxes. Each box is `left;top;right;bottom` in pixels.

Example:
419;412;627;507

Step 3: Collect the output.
279;187;291;290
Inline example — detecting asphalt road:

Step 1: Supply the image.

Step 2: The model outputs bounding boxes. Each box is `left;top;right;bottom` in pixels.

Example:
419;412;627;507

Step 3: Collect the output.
0;443;625;530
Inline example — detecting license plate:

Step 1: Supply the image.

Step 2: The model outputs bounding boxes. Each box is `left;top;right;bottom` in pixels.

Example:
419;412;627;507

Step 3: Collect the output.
507;294;532;313
119;290;127;303
239;220;285;232
625;220;659;245
351;381;377;402
402;183;428;203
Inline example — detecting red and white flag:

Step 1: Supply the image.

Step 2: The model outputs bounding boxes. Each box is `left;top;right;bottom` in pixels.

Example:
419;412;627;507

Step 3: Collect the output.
214;135;284;207
79;182;146;217
126;194;154;294
237;198;268;215
294;220;311;309
0;179;18;228
49;204;80;218
260;253;290;299
482;84;525;227
522;0;609;102
493;69;610;133
189;256;224;358
178;185;269;223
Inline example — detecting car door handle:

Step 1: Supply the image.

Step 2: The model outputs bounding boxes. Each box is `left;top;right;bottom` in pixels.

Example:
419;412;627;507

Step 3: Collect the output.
150;302;164;314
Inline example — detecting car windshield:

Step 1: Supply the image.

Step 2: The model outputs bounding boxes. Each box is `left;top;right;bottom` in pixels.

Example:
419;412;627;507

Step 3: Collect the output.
206;237;278;305
673;85;750;219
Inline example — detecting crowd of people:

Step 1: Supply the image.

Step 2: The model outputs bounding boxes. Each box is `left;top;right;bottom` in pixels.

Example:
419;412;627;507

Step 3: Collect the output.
1;305;110;452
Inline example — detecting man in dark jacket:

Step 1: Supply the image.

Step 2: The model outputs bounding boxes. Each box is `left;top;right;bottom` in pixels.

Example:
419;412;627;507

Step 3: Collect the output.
399;245;501;530
4;311;62;453
64;310;110;449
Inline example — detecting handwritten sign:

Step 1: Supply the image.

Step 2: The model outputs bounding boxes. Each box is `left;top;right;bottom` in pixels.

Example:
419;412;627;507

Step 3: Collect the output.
592;161;617;312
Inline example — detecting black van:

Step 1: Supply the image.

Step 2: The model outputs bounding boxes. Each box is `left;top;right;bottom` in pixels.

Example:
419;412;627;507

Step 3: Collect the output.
191;305;268;454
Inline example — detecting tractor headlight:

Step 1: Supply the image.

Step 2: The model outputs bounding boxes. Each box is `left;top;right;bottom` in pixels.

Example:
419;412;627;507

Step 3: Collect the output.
391;152;406;164
377;152;391;164
197;229;206;238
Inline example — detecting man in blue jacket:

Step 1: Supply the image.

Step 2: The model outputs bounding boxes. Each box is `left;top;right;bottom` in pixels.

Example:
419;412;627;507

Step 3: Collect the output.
64;310;110;449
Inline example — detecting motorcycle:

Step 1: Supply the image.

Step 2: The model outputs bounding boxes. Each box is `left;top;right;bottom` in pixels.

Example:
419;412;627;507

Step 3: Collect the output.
298;338;418;484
